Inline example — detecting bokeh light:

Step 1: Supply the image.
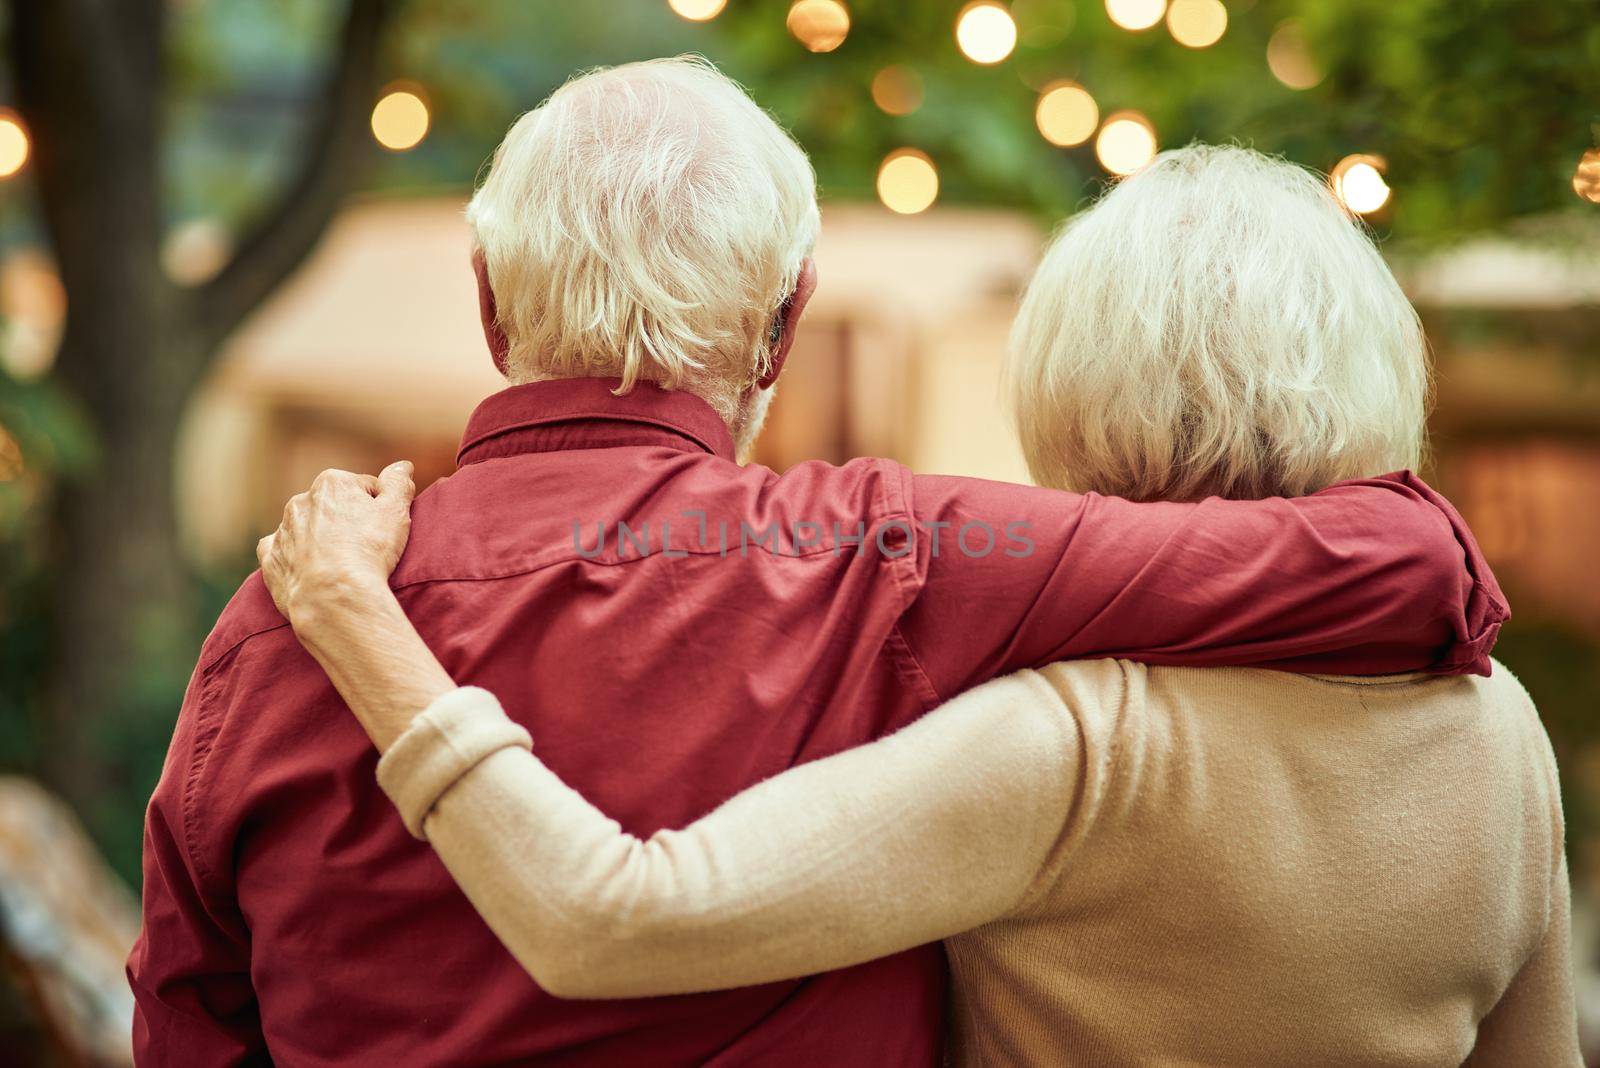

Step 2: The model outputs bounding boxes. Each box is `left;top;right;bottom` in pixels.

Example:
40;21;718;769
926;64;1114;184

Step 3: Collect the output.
1574;149;1600;204
1267;21;1322;90
1035;81;1099;147
1166;0;1226;48
877;149;939;214
1332;154;1391;215
1095;112;1158;175
162;218;233;286
1105;0;1167;32
667;0;727;20
0;111;30;179
370;89;430;152
871;66;925;116
955;2;1018;65
787;0;851;53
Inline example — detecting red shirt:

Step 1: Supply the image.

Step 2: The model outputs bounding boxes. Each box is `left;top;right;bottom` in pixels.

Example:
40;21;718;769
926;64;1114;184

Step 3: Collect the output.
130;378;1505;1067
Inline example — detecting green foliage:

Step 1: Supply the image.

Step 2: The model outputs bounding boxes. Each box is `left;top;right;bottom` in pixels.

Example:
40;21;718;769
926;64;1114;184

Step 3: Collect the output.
339;0;1600;243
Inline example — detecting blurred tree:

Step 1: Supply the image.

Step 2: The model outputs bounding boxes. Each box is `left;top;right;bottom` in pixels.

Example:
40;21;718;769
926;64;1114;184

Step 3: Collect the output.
4;0;399;817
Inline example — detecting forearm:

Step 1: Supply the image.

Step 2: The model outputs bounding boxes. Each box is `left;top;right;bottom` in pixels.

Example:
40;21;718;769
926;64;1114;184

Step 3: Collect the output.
382;674;1078;999
292;578;453;752
907;471;1498;697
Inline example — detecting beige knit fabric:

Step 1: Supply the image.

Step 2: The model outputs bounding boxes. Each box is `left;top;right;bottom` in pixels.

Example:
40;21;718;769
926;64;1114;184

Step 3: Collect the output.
376;661;1579;1066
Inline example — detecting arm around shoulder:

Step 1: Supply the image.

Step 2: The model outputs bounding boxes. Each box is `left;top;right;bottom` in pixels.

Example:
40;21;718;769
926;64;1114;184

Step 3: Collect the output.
378;673;1085;999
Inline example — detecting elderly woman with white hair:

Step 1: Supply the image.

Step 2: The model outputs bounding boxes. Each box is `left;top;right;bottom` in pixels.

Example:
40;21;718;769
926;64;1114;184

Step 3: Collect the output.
258;146;1580;1065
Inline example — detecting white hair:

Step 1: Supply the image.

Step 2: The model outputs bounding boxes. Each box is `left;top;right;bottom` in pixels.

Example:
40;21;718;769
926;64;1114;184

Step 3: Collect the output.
1008;144;1429;501
467;57;819;420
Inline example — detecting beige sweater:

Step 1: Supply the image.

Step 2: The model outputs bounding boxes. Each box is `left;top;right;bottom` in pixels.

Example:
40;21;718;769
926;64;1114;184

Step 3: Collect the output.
377;661;1580;1067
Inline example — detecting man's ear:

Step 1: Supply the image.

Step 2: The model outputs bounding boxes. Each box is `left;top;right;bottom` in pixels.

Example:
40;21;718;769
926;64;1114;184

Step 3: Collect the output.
472;247;512;377
758;257;817;390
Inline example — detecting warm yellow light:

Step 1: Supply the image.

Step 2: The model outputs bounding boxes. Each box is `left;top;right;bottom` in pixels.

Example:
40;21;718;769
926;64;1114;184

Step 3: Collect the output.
1035;82;1099;147
1095;112;1157;175
1267;20;1321;90
0;112;29;179
1105;0;1166;32
877;149;939;215
371;89;430;152
667;0;727;20
1332;154;1391;215
955;2;1018;65
1166;0;1226;48
1574;149;1600;204
787;0;851;53
871;66;925;116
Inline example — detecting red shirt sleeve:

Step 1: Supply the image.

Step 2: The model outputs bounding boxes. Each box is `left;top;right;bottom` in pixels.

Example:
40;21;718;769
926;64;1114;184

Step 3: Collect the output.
895;468;1507;701
127;664;267;1067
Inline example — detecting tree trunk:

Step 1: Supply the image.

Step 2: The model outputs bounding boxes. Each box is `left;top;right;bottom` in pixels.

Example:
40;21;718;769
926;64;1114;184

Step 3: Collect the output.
7;0;398;824
8;0;193;810
47;332;202;812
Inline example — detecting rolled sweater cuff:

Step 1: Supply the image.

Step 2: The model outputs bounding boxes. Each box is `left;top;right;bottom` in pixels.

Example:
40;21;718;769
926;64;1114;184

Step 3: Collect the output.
376;687;531;840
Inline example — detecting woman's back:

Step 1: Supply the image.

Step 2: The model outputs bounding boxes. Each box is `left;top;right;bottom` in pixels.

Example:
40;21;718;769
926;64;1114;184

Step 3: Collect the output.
947;660;1572;1067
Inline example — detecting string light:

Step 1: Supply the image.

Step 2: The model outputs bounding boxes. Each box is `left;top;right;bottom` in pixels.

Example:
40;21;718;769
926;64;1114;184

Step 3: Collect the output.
1036;82;1099;147
0;111;29;179
1574;149;1600;204
871;67;924;116
877;149;939;214
371;88;430;151
1267;21;1321;89
1095;112;1158;174
667;0;727;20
955;2;1018;65
1105;0;1167;32
1166;0;1226;48
1331;154;1391;215
787;0;851;53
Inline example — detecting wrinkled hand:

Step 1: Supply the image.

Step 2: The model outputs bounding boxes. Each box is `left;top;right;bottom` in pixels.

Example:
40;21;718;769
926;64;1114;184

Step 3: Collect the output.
257;461;416;628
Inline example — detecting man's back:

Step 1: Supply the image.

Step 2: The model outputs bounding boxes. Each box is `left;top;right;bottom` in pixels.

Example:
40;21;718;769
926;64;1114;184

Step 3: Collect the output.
131;378;1507;1065
133;383;950;1066
947;659;1576;1066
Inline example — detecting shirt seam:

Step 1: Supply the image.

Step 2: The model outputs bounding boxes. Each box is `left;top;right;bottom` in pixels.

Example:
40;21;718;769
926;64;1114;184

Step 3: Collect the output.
196;530;879;673
182;654;237;895
875;459;941;710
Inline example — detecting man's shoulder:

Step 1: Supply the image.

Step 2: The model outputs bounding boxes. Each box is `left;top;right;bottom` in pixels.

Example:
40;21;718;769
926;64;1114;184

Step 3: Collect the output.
392;452;918;581
195;572;292;674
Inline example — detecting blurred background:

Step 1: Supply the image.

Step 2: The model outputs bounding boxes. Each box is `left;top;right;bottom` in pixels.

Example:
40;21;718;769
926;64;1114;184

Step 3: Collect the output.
0;0;1596;1062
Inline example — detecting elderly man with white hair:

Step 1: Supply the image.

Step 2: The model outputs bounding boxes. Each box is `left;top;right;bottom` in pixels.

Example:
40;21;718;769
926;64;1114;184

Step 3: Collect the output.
138;58;1516;1066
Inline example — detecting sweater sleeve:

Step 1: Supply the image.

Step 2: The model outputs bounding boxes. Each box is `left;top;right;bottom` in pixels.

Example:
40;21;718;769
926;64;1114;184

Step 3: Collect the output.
374;671;1083;999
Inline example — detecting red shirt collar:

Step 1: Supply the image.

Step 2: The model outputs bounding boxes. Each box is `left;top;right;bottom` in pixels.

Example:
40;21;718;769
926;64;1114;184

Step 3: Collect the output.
457;378;737;467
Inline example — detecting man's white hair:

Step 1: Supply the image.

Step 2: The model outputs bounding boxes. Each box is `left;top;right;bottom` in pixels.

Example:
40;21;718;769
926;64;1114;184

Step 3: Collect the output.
467;56;819;421
1008;144;1428;501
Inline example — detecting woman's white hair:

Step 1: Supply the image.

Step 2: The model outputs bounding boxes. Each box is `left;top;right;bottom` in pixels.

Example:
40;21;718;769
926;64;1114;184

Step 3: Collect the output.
467;57;819;420
1008;144;1429;501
